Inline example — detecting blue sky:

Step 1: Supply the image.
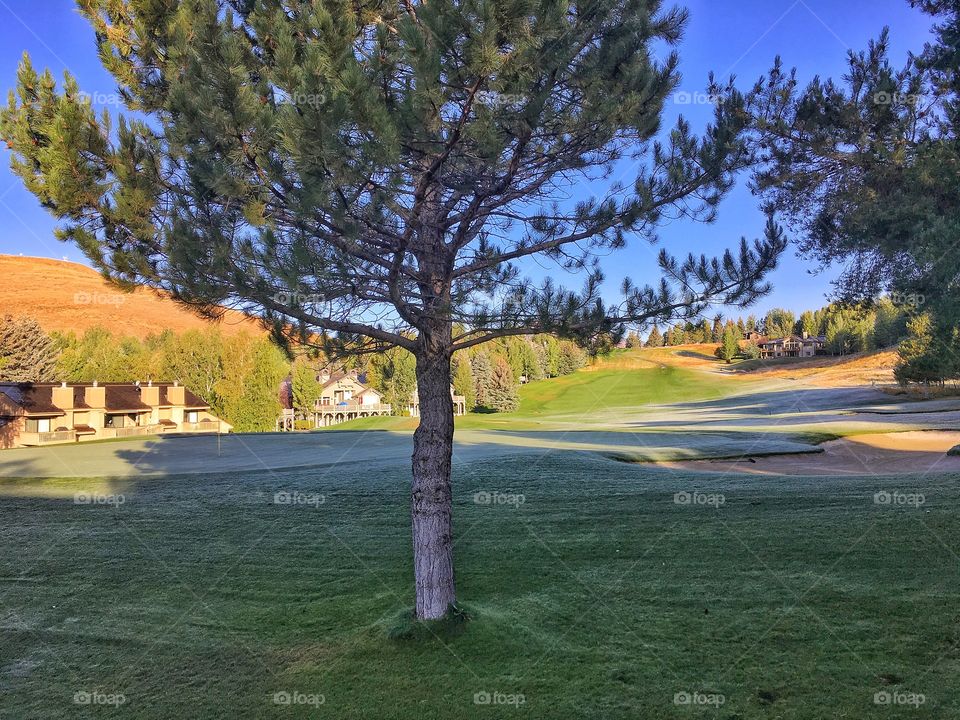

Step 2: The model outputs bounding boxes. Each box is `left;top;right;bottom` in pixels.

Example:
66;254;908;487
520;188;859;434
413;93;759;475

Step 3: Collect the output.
0;0;933;318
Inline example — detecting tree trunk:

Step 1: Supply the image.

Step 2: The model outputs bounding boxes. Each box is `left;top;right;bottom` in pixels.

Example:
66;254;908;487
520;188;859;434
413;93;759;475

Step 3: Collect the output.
411;340;456;619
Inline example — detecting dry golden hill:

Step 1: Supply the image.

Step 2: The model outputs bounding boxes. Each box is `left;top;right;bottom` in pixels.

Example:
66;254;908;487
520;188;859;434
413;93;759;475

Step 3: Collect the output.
732;349;898;386
0;255;262;339
608;344;898;387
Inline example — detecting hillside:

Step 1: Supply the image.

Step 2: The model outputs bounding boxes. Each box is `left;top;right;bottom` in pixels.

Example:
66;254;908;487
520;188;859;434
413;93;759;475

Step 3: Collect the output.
725;348;898;386
0;255;262;339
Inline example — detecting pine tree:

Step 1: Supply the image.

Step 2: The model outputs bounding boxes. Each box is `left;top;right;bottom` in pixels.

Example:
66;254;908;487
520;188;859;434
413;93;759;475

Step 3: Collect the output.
699;320;712;344
0;0;786;619
452;354;475;411
646;324;663;347
486;358;520;413
625;331;642;349
752;3;960;384
715;324;740;363
471;351;494;409
0;315;58;382
711;318;724;343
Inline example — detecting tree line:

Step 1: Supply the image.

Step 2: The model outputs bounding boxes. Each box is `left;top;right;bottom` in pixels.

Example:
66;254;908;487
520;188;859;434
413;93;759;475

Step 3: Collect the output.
0;316;587;430
628;299;907;352
290;334;587;421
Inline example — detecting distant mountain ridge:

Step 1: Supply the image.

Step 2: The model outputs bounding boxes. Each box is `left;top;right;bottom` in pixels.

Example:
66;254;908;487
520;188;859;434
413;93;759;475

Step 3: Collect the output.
0;254;262;339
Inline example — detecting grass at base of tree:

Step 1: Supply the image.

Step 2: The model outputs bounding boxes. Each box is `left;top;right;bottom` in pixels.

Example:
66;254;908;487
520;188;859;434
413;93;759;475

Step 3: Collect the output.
2;453;958;719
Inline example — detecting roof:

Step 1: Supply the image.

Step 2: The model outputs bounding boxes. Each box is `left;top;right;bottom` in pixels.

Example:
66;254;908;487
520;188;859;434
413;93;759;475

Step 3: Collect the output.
0;382;210;415
0;384;64;416
158;385;208;409
318;371;365;391
104;386;152;412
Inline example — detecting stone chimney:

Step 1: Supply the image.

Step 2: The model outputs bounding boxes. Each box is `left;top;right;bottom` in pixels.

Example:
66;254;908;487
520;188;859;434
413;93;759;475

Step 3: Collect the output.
52;381;73;410
166;381;185;406
84;382;105;408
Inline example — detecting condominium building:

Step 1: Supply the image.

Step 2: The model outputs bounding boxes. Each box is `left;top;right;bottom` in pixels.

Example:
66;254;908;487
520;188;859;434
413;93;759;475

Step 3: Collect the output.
0;381;231;448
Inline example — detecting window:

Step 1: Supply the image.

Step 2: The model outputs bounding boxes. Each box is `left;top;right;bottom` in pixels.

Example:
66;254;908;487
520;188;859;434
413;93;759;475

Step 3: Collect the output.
104;414;123;428
25;418;52;433
186;411;199;424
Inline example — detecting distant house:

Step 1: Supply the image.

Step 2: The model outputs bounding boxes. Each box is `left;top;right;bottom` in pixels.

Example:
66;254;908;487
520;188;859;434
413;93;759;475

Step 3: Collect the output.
758;334;826;359
0;381;231;449
308;369;392;428
408;385;467;417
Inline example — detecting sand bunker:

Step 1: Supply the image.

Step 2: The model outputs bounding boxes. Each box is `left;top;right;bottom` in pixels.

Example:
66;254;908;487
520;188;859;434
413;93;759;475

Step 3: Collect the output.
660;430;960;476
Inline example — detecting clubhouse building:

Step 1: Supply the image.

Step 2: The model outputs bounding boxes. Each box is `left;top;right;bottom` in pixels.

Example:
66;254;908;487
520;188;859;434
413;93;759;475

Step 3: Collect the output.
0;381;231;449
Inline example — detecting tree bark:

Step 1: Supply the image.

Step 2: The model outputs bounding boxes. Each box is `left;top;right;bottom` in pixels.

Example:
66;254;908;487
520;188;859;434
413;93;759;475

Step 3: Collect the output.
411;333;456;620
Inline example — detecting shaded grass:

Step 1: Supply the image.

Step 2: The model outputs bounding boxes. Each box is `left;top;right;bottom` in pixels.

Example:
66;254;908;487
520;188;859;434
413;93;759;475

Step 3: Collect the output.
1;453;959;718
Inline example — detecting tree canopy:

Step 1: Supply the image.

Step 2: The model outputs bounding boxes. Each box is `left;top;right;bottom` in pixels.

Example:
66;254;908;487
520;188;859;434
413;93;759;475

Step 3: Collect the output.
2;0;785;356
750;0;960;379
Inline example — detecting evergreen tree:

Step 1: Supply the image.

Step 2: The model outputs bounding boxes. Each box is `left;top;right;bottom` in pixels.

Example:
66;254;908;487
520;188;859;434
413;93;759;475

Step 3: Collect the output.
471;351;494;409
625;331;642;349
646;324;664;347
452;354;475;411
895;314;958;385
557;343;588;374
528;341;548;381
873;297;907;348
0;315;58;382
752;2;960;384
291;357;322;420
486;357;520;413
699;319;712;344
711;318;724;342
715;324;740;363
0;0;785;618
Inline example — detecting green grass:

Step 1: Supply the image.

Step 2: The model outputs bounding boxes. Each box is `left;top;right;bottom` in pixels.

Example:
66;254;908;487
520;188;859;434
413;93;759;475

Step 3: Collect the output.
511;365;729;416
326;364;740;433
2;453;958;718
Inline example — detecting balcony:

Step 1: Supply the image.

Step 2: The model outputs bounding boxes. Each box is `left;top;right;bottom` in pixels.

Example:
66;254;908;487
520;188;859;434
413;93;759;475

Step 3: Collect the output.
114;425;161;438
19;430;77;446
182;420;221;432
314;402;392;415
